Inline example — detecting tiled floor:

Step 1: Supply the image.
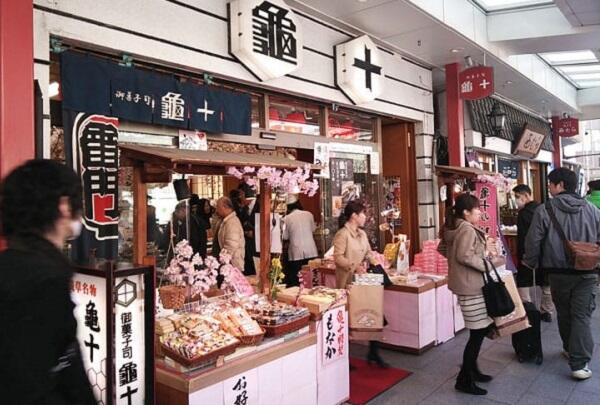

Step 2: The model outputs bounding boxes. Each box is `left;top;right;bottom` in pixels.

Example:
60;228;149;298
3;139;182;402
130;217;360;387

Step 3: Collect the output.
349;296;600;404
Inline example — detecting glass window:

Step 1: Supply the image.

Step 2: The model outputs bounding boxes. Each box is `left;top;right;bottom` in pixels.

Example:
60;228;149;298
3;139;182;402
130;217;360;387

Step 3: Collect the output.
327;110;374;142
268;96;321;136
251;94;261;129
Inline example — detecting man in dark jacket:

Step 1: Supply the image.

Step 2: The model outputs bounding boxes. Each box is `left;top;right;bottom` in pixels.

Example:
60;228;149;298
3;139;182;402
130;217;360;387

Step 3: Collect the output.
0;160;95;404
513;184;553;322
523;168;600;380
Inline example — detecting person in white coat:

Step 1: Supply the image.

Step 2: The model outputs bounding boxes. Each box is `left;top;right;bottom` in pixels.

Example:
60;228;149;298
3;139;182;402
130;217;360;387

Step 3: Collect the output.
282;197;318;286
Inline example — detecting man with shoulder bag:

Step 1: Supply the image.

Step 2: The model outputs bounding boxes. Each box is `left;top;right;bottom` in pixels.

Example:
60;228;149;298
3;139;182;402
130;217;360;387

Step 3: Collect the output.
523;168;600;380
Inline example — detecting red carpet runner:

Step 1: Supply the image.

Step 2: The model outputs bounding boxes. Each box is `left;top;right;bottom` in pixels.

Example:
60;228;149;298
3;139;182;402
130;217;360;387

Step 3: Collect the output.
348;357;412;405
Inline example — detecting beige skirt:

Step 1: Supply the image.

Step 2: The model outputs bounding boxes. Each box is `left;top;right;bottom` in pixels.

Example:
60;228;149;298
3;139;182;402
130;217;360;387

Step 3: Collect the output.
458;294;494;330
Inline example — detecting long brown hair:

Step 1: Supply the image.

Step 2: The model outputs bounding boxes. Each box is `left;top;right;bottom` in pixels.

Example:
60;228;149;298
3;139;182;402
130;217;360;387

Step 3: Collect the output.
440;192;480;235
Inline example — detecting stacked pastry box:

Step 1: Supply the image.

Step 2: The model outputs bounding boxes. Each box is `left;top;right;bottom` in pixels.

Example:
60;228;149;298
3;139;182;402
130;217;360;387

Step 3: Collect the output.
414;239;448;275
277;286;348;319
155;294;311;370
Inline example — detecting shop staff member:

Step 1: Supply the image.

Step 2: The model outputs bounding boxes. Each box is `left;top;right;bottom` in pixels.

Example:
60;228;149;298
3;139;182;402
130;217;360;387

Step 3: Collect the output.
215;197;246;271
524;168;600;380
0;160;95;404
513;184;553;322
283;196;318;286
333;201;387;368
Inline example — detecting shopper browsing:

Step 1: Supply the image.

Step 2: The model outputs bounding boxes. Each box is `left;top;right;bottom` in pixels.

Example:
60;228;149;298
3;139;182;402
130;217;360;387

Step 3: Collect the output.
513;184;554;322
438;193;500;396
523;168;600;380
0;160;95;404
282;196;318;286
215;197;246;272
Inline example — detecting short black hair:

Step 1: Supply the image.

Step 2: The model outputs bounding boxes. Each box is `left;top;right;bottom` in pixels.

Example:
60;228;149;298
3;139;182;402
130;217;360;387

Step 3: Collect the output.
548;167;577;193
512;184;532;196
588;180;600;192
0;159;82;237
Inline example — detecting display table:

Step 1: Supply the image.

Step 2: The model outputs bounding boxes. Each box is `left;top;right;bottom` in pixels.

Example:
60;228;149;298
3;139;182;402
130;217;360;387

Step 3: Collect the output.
425;276;455;344
157;333;318;405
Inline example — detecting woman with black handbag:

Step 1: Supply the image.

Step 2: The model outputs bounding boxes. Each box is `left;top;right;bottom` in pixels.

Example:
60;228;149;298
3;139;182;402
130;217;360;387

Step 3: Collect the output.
438;193;502;396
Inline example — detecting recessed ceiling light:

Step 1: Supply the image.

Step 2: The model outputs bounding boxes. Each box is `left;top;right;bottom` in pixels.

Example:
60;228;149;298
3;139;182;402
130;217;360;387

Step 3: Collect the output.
504;80;513;85
450;48;464;53
559;64;600;74
357;0;368;2
570;73;600;81
540;50;598;65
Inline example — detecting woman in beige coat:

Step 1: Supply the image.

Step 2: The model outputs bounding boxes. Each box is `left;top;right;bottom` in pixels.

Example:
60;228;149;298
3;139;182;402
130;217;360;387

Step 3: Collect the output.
439;193;496;396
333;201;387;367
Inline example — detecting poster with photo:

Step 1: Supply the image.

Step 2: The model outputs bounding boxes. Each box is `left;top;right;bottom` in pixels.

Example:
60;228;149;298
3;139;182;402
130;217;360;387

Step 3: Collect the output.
330;158;354;195
332;196;343;218
178;130;208;151
341;181;361;204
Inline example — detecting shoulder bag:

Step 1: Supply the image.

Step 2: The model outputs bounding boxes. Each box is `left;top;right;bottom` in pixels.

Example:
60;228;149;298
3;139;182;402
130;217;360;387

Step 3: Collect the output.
482;259;515;317
545;202;600;271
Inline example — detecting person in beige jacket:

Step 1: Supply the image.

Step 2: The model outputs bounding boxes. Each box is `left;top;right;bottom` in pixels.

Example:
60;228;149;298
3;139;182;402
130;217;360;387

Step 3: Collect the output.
333;201;387;367
438;192;500;396
214;197;245;272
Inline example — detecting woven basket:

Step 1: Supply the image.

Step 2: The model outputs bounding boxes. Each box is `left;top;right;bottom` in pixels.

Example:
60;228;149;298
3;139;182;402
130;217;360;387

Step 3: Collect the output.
262;314;310;338
159;285;186;310
237;327;266;346
161;341;239;368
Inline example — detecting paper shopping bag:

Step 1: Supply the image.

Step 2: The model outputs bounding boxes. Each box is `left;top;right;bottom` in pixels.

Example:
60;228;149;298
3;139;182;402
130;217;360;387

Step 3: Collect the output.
348;284;384;331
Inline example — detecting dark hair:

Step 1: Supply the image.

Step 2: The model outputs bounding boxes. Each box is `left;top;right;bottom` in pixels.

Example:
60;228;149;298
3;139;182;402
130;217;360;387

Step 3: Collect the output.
512;184;532;196
339;201;366;229
238;182;256;198
442;193;480;231
0;159;82;237
286;201;303;215
548;167;577;193
588;180;600;192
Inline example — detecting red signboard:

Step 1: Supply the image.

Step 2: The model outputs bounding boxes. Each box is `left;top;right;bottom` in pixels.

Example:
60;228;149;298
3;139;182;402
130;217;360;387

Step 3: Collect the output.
459;66;494;100
475;181;497;237
555;117;579;137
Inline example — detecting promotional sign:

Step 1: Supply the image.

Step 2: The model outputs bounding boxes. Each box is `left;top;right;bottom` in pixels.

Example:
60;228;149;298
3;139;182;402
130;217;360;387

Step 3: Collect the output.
229;0;303;81
313;142;330;178
513;124;546;159
555;117;579;137
114;275;146;405
335;35;384;104
475;181;498;236
459;66;494;100
72;273;108;404
497;158;519;180
322;307;347;366
179;130;208;151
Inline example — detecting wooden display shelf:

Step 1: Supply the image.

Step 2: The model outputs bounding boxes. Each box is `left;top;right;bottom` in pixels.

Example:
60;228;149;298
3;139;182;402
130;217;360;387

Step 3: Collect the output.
157;332;317;394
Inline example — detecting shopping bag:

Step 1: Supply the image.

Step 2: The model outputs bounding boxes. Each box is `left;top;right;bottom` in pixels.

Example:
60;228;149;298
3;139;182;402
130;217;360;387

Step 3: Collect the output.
482;259;515;317
491;269;530;337
348;284;384;331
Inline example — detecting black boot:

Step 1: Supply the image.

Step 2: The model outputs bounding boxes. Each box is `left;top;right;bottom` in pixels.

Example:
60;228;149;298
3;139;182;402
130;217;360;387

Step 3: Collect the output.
367;341;389;368
455;369;487;395
473;365;493;383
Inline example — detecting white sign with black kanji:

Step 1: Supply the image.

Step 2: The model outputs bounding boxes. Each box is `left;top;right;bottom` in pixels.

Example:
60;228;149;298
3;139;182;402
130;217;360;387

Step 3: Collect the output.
335;35;384;104
229;0;303;81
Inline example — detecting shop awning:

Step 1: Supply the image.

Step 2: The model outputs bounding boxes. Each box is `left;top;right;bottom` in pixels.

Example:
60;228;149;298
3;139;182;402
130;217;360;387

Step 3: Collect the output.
467;98;554;152
119;144;320;177
435;165;494;180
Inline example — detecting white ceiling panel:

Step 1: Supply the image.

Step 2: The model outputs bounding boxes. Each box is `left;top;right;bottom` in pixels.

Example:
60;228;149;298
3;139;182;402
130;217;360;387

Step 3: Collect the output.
295;0;395;19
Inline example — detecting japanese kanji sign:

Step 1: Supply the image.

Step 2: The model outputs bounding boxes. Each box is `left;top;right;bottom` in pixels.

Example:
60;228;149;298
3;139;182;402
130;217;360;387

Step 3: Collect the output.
224;370;258;405
72;273;107;404
73;114;120;241
229;0;303;81
475;182;497;237
321;307;347;366
513;124;546;159
459;66;494;100
114;275;146;405
335;35;384;104
555;117;579;137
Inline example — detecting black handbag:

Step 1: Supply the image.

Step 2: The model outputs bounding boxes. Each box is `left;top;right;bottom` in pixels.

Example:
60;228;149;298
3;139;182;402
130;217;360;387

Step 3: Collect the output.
481;259;515;317
367;264;393;287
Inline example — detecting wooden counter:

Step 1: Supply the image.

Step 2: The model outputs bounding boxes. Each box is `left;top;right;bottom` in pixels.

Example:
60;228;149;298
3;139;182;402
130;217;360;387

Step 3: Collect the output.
157;333;317;394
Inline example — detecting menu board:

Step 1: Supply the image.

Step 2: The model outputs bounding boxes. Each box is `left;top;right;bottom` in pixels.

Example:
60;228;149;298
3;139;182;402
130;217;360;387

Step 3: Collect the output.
497;158;519;180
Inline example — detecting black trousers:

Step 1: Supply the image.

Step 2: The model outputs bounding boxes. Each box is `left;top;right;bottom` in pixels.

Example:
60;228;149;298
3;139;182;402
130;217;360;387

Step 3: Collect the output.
285;258;313;287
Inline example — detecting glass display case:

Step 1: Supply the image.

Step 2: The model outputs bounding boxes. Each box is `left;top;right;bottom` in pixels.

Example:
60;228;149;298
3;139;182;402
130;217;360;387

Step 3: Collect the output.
327;110;374;142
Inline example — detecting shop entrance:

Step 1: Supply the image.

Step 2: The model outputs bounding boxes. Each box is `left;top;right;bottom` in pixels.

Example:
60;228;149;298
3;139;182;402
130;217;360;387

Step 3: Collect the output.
381;121;419;258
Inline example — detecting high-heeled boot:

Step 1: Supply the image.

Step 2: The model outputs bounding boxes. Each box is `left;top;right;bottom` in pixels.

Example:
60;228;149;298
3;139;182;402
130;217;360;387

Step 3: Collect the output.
367;341;389;368
473;364;493;382
455;368;487;395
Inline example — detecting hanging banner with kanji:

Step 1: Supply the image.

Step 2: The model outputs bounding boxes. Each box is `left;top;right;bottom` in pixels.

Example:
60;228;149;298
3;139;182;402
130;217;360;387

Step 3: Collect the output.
475;181;498;237
555;117;579;137
64;110;119;262
459;66;494;100
72;273;108;404
114;275;146;405
322;307;347;366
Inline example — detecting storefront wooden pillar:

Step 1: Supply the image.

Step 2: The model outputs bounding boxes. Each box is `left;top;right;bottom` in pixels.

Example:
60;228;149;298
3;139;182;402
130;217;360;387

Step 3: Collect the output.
445;63;465;167
133;165;148;265
551;117;562;169
259;180;271;294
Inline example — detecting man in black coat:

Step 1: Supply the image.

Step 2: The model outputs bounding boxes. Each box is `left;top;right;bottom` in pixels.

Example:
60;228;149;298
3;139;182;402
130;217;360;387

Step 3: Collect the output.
513;184;553;322
0;160;95;405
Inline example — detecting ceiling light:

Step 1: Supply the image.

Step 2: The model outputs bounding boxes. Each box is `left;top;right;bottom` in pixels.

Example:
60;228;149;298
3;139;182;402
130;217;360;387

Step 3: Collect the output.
540;50;597;65
504;80;513;85
570;73;600;81
48;81;60;98
450;48;464;53
559;64;600;74
475;0;553;12
575;80;600;88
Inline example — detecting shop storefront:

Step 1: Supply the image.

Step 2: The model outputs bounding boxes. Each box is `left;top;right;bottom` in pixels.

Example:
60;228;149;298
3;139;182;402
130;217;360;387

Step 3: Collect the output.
33;0;436;404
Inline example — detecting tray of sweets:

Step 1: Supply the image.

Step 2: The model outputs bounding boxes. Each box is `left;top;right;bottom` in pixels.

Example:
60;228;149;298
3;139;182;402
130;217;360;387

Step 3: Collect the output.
262;313;310;338
161;341;239;368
